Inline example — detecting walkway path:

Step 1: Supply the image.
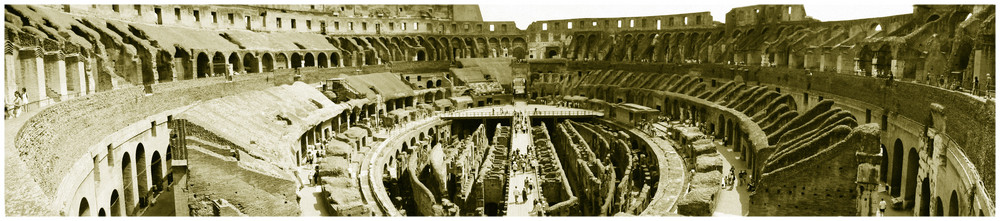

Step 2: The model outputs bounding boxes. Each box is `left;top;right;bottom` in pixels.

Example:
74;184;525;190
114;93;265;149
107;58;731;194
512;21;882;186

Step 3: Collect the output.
505;101;543;216
712;139;751;216
298;185;330;216
4;108;58;215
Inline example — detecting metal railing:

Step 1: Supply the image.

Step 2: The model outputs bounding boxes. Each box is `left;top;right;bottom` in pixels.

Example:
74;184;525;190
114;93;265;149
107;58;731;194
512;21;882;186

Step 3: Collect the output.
439;110;603;118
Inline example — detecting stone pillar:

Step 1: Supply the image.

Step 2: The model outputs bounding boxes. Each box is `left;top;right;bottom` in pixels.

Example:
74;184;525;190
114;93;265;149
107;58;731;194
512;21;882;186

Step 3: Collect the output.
44;52;68;100
803;53;814;69
774;52;788;67
203;57;214;77
836;54;845;74
5;51;18;99
19;49;47;108
86;58;96;94
891;59;902;78
750;51;763;66
707;45;716;63
255;58;264;73
65;55;86;97
788;53;800;69
854;58;863;75
819;54;828;71
870;57;879;77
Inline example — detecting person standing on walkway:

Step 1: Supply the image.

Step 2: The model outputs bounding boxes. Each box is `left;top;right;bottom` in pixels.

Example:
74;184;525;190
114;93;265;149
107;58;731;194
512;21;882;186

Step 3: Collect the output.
313;165;321;185
879;199;887;216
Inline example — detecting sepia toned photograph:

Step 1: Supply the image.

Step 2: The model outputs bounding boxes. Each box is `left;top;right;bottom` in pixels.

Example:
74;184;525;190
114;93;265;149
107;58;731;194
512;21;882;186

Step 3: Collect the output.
2;0;995;217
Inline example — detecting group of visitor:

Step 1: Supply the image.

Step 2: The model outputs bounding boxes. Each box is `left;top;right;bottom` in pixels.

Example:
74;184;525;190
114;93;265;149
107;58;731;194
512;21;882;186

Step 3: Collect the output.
514;111;530;133
5;88;27;119
722;168;754;192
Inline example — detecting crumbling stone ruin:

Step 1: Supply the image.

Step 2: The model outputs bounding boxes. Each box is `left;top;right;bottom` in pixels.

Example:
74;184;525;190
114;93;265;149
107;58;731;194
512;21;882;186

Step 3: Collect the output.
4;3;993;217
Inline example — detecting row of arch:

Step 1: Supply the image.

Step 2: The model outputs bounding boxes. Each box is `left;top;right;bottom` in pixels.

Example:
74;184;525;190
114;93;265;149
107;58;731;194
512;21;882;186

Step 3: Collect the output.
139;34;529;85
882;137;978;216
78;142;172;216
561;19;903;66
559;70;988;216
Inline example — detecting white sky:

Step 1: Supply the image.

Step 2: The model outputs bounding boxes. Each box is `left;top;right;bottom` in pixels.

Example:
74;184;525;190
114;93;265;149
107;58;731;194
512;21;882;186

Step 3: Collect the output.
21;0;990;30
479;0;918;29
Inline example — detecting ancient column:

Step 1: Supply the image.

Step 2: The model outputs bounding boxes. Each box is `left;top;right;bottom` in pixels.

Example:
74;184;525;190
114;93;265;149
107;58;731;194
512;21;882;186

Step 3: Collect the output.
44;52;68;100
65;55;87;97
255;56;264;73
891;59;902;79
5;47;18;99
359;52;366;66
819;53;828;71
836;54;845;74
19;48;47;108
86;58;96;94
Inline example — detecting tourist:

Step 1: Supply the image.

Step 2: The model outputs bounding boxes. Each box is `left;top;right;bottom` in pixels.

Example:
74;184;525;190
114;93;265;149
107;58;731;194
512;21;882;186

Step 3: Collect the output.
313;165;320;185
9;89;21;118
879;199;887;216
16;88;26;117
522;188;528;202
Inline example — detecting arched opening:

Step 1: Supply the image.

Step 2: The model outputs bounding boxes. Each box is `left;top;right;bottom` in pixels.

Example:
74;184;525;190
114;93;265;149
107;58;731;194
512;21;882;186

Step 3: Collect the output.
166;146;173;184
875;45;893;76
429;128;438;146
417;50;426;61
174;48;193;80
881;144;889;182
935;197;944;216
927;14;941;22
365;52;376;65
98;208;106;216
211;52;226;76
546;49;558;58
243;53;259;73
318;53;329;68
424;93;434;103
305;53;316;67
726;119;734;146
330;52;340;67
156;51;173;83
436;80;442;87
512;47;527;60
716;114;724;137
196;52;210;78
262;53;274;72
955;42;973;70
276;53;289;69
151;151;163;192
858;46;874;76
110;190;121;216
291;53;303;68
402;142;409;153
920;177;931;216
121;152;135;215
948;190;959;216
891;139;904;196
79;198;91;216
436;90;444;100
227;52;243;72
426;80;434;89
905;148;919;202
136;144;148;207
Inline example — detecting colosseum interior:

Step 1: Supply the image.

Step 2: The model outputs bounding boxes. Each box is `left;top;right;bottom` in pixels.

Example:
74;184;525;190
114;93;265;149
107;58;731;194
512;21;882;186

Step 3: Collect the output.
3;3;996;217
